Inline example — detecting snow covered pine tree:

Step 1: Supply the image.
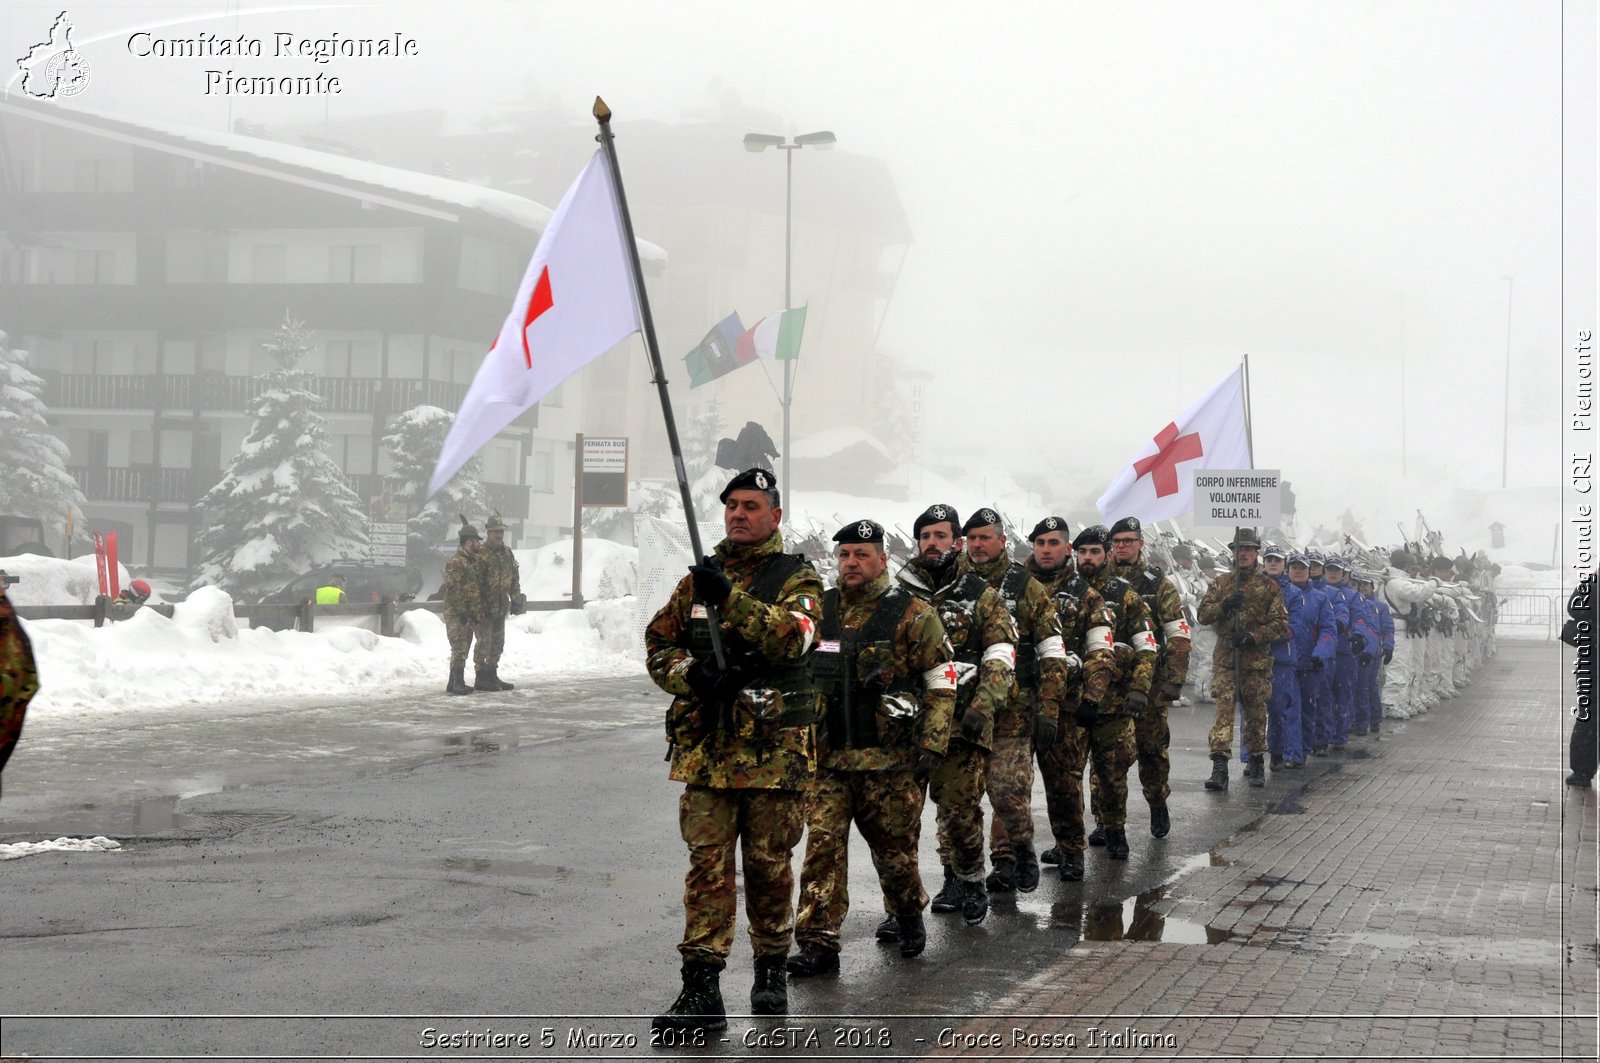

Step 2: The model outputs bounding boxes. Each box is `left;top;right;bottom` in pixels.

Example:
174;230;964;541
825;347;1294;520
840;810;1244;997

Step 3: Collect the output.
381;405;490;567
0;330;89;549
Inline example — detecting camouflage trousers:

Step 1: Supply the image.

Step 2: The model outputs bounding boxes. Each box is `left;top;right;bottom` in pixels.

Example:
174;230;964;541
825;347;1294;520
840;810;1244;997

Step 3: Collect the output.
929;740;988;882
794;768;927;950
993;713;1089;855
677;784;807;968
983;735;1037;861
444;611;484;670
1086;714;1136;830
1210;662;1272;757
1133;702;1171;805
475;613;508;670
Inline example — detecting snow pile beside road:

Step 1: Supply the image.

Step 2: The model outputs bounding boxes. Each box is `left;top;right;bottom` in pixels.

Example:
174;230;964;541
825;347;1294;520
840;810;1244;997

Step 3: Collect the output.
515;538;637;603
0;553;131;606
0;836;121;860
175;585;238;642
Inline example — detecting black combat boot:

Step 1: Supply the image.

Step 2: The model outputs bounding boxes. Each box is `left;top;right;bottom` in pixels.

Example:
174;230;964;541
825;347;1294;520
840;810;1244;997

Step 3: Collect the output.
1245;758;1266;788
447;666;472;696
652;960;727;1034
472;669;498;692
750;954;788;1014
1088;825;1108;846
1270;753;1284;769
1060;850;1085;882
984;854;1017;893
1313;744;1330;757
897;913;927;958
1150;802;1171;838
874;915;899;943
488;667;515;691
930;866;961;913
1204;754;1229;791
784;942;838;978
1014;841;1041;892
1105;828;1130;860
1040;845;1062;865
960;878;988;926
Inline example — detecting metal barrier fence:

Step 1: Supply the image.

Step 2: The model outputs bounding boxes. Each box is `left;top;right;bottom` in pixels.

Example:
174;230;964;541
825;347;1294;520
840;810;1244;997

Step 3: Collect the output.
1494;591;1560;641
14;598;578;637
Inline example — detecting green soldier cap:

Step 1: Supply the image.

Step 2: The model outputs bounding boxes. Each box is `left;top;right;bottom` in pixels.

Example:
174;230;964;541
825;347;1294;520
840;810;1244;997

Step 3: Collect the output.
833;519;885;545
961;507;1002;535
458;514;481;543
1073;524;1110;549
1229;527;1262;549
1029;515;1069;541
1108;516;1143;539
913;503;961;538
485;512;507;532
719;467;778;503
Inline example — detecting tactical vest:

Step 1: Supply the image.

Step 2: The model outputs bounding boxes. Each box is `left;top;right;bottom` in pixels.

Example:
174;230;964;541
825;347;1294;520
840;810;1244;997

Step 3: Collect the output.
687;552;818;722
1128;564;1167;647
934;570;992;666
1097;573;1132;631
812;586;919;749
985;562;1036;685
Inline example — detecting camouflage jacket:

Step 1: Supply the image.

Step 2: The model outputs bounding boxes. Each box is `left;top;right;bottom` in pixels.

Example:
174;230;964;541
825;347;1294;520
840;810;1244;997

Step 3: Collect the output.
1086;564;1158;714
442;546;484;618
645;530;824;790
959;553;1068;734
0;586;38;776
480;541;524;617
1113;555;1194;696
1197;564;1292;672
895;555;1016;751
1025;556;1118;708
814;571;956;772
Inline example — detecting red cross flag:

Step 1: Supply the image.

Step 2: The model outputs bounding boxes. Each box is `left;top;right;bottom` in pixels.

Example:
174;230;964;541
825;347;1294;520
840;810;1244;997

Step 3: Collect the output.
1096;366;1251;525
428;151;641;498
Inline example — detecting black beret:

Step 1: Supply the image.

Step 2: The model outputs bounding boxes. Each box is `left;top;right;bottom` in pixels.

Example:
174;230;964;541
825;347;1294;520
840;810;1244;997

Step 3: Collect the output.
1073;524;1110;549
833;519;885;546
1109;516;1143;538
719;467;778;503
913;503;961;538
1029;515;1069;541
961;507;1002;535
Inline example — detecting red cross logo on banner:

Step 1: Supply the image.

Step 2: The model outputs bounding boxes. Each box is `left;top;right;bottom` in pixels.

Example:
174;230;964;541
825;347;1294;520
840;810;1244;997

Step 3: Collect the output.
521;266;554;368
1133;422;1204;498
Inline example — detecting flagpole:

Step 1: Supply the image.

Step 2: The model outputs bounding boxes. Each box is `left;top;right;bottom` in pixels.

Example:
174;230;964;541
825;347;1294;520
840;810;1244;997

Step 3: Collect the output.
594;97;725;667
1240;354;1256;468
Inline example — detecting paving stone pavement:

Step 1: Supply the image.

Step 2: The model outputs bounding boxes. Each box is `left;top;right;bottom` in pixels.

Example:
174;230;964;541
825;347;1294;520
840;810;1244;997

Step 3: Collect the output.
936;641;1598;1061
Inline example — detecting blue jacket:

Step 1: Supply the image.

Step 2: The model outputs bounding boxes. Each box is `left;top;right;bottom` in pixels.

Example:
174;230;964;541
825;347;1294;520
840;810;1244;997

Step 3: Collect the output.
1374;598;1395;653
1289;579;1339;670
1349;590;1381;659
1322;581;1356;651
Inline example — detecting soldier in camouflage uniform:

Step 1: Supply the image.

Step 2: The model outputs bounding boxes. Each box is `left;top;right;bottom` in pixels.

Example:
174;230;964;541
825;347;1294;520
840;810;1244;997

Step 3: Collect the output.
0;577;40;799
476;513;526;692
1197;527;1292;790
787;520;955;976
895;503;1016;927
1076;525;1158;861
998;518;1118;882
1108;516;1193;839
442;518;485;696
645;469;825;1032
956;507;1068;895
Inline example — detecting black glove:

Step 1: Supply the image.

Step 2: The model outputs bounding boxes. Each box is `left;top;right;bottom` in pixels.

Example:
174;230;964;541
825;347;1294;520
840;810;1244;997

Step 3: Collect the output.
1234;632;1256;649
1382;649;1393;665
1157;679;1185;703
1074;700;1099;728
1312;656;1325;672
1124;689;1149;715
688;560;733;606
1223;591;1246;613
912;749;942;785
1358;652;1373;668
1033;714;1059;748
509;598;526;616
685;658;725;704
1349;634;1364;655
959;708;989;742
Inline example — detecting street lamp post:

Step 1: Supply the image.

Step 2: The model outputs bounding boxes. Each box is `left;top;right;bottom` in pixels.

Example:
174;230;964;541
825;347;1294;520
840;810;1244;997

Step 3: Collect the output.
743;129;835;498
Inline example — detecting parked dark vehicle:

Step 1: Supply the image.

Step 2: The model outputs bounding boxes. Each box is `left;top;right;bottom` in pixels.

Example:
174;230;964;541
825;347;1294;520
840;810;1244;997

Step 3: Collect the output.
258;563;423;606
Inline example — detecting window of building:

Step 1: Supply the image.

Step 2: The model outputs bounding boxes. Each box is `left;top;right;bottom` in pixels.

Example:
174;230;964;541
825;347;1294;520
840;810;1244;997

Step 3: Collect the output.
129;428;155;465
0;247;33;284
166;233;229;283
70;338;109;374
324;339;381;378
328;244;381;283
161;340;197;375
251;245;287;283
73;249;114;284
387;339;422;378
72;158;115;193
531;443;555;493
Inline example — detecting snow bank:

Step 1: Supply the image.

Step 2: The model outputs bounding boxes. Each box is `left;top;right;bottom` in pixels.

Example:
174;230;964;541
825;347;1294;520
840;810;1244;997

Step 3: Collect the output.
0;836;121;861
0;553;132;606
515;538;638;602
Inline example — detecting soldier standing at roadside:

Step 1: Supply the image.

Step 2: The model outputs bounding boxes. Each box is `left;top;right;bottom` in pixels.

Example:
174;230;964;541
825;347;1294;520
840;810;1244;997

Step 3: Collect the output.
442;517;485;696
477;513;526;691
787;520;955;975
1197;528;1291;790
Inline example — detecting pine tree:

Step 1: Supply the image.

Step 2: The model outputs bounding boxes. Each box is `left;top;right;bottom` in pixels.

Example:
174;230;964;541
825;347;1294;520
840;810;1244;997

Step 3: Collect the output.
0;330;89;549
381;405;490;564
191;314;369;597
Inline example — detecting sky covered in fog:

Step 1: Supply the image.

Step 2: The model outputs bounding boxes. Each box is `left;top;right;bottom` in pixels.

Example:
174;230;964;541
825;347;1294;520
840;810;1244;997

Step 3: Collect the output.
4;0;1575;539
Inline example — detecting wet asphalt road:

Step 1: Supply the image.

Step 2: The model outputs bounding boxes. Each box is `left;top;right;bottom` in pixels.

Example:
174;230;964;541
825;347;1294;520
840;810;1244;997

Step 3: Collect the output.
0;674;1377;1059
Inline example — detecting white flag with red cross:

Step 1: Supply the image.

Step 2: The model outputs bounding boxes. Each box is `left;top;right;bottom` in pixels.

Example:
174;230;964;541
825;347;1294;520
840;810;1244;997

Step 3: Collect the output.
428;150;641;498
1096;366;1251;525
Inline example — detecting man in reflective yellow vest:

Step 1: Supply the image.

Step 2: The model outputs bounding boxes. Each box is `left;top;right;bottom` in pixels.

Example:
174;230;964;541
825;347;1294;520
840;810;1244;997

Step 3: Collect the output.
314;574;347;605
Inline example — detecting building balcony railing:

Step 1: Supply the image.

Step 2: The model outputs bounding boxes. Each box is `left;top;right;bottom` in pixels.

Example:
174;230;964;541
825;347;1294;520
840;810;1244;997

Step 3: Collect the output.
40;372;469;415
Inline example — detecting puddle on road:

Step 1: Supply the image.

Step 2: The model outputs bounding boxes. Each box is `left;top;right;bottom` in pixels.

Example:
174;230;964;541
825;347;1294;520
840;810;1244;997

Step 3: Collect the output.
438;856;616;887
2;795;294;837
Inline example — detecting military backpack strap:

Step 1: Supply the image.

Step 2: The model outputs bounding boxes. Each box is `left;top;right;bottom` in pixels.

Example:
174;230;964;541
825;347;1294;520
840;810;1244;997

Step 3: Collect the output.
999;562;1032;606
820;587;843;640
745;551;808;604
856;585;910;647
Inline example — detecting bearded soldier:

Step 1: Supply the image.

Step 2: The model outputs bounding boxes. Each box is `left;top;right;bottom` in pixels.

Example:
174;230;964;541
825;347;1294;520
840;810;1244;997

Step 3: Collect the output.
895;503;1016;927
646;469;825;1032
1075;525;1158;861
1198;528;1292;789
442;517;485;696
1108;516;1192;838
476;513;526;691
787;520;955;976
957;507;1068;895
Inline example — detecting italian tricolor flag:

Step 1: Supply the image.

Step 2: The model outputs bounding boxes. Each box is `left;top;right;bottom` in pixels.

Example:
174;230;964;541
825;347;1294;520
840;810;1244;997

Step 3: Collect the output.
734;306;807;362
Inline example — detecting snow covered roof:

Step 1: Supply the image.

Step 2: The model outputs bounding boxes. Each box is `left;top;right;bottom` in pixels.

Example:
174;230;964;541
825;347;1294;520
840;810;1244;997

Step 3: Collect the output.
0;98;667;263
787;427;897;462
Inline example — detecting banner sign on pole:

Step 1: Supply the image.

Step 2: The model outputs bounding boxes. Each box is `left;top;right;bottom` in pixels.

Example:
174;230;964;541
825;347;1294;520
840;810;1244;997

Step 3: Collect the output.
1191;469;1282;530
580;436;629;508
